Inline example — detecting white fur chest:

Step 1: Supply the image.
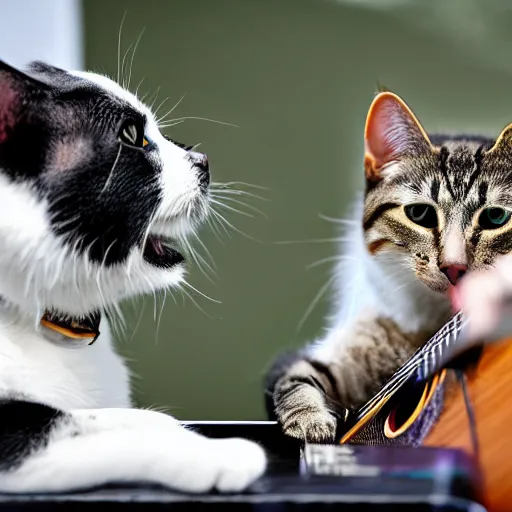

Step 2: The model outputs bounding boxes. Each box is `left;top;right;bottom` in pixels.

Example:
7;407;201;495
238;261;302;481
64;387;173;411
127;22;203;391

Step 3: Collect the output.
0;310;131;410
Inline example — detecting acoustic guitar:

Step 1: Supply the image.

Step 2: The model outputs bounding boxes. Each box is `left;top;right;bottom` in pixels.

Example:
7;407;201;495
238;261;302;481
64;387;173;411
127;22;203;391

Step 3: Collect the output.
337;311;512;512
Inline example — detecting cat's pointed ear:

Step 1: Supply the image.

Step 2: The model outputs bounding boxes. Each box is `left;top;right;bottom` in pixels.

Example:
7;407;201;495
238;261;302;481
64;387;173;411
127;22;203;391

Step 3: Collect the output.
0;60;49;143
489;123;512;154
364;92;432;182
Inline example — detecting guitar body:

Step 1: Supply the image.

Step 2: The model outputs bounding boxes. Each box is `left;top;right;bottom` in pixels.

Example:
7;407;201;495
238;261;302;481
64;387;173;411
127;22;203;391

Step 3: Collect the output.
337;313;512;512
424;338;512;512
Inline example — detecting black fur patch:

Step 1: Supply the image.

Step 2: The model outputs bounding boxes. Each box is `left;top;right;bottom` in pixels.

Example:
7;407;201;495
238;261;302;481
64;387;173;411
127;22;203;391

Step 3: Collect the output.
430;178;440;203
438;146;455;200
0;60;183;266
477;180;488;207
0;399;66;471
363;202;399;231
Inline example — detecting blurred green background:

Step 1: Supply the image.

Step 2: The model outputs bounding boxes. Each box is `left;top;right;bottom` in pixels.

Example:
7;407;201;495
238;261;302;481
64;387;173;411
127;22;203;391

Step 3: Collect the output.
82;0;512;419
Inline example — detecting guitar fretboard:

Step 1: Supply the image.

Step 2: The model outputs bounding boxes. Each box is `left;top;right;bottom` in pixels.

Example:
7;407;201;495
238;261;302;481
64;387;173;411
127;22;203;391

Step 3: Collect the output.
354;311;467;421
414;311;467;380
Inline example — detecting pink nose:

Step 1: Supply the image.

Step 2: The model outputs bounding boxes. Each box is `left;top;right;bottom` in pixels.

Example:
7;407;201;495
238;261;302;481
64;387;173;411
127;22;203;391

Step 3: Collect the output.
440;264;467;286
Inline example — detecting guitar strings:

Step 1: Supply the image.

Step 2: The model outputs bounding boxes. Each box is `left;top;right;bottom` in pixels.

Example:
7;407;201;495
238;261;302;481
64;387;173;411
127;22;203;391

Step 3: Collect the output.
343;309;483;459
456;369;480;460
351;313;464;423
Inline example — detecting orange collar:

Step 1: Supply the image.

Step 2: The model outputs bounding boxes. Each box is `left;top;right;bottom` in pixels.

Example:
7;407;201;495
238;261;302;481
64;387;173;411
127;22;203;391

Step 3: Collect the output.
40;309;101;346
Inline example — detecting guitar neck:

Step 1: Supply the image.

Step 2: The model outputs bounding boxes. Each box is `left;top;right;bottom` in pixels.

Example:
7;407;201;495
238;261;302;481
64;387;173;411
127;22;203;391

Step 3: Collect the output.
414;311;467;380
352;312;466;422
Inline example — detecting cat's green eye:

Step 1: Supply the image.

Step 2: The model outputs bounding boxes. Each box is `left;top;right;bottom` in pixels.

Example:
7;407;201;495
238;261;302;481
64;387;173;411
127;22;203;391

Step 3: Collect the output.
404;204;438;228
479;207;512;230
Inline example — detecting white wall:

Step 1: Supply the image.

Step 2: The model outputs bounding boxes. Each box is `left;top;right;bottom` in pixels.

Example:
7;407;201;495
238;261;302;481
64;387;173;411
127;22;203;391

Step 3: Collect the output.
0;0;83;71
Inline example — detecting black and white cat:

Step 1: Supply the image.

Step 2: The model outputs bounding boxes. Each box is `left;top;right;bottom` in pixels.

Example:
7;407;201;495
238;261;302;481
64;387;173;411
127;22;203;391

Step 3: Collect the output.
0;60;266;493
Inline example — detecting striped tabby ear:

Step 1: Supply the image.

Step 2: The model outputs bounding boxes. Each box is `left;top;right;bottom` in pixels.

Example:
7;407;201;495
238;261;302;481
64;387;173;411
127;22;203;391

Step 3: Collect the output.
364;92;432;183
489;123;512;154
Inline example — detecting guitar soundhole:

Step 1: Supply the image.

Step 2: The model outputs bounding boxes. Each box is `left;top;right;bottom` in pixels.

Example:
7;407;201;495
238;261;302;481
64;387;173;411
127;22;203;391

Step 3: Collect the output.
384;371;445;439
385;383;428;437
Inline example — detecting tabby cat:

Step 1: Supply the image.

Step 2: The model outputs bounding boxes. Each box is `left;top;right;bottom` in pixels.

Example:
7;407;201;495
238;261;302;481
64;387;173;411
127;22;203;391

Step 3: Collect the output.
265;91;512;442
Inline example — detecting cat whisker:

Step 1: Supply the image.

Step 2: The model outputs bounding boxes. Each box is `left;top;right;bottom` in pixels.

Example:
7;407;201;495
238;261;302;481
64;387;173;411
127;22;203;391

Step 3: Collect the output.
120;41;135;90
210;184;266;195
140;88;151;103
274;237;349;246
71;238;84;293
116;11;127;85
128;296;147;343
209;198;255;219
206;216;227;244
101;144;123;194
306;255;343;270
159;116;238;129
318;214;359;226
141;404;172;415
338;255;361;263
155;289;169;346
388;280;413;297
156;93;187;125
49;214;81;231
211;180;268;192
177;282;215;319
135;274;158;326
188;142;202;152
158;120;184;130
210;182;268;230
210;193;268;219
191;231;217;269
148;86;162;111
211;189;269;205
210;207;260;243
153;96;170;119
96;240;127;337
181;280;220;304
209;210;233;239
181;236;218;285
297;273;337;333
83;237;101;280
127;28;145;90
134;77;146;98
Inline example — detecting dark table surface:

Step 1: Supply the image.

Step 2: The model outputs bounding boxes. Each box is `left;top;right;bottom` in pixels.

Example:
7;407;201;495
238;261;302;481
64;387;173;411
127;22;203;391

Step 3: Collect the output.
0;421;487;511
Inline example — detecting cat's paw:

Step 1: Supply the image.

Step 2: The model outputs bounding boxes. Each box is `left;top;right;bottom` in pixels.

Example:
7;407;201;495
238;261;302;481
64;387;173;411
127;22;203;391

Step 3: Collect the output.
454;253;512;341
210;438;267;492
161;431;266;494
281;410;337;443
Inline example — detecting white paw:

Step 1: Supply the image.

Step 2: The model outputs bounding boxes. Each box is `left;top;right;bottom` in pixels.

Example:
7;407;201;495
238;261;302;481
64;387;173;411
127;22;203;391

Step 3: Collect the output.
210;437;267;492
165;436;267;493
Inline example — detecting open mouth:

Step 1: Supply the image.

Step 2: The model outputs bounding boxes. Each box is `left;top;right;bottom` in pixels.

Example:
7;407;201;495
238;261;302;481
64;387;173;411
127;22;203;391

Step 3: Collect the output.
143;235;185;268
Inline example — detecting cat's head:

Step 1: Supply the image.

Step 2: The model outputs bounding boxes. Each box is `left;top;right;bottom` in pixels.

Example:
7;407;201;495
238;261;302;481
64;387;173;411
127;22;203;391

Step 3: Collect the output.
0;59;210;316
362;91;512;295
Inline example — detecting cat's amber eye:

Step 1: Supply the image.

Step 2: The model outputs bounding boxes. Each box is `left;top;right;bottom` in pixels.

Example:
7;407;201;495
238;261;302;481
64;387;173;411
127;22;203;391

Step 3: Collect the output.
404;204;438;229
119;120;149;149
479;207;512;230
